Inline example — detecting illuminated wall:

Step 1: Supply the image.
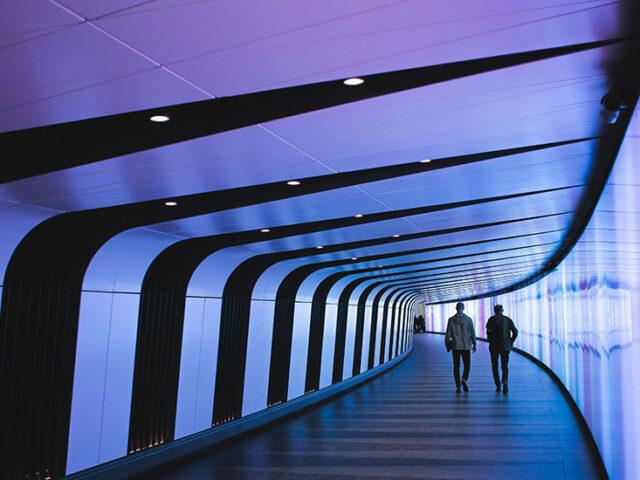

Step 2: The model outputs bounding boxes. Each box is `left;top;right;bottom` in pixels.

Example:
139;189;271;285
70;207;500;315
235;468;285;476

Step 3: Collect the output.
426;106;640;480
62;244;414;475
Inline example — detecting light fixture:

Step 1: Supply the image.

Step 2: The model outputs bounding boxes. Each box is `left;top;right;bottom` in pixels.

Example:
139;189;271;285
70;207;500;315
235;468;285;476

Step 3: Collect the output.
600;93;625;124
316;245;324;249
287;180;301;186
164;201;178;206
343;77;364;86
354;214;363;218
419;158;432;163
150;115;170;123
393;234;400;238
260;228;270;233
351;257;358;260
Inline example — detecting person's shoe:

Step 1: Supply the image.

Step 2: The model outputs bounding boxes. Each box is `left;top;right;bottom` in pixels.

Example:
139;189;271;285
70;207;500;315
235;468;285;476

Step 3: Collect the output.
495;385;501;392
456;385;461;393
461;380;469;392
502;383;509;393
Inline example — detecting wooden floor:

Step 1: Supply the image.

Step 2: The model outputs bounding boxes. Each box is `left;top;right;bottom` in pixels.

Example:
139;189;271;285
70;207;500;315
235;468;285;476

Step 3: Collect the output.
137;334;605;480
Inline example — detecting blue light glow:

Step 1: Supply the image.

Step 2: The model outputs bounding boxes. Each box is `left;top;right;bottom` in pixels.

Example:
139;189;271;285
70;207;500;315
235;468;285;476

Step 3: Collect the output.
426;103;640;479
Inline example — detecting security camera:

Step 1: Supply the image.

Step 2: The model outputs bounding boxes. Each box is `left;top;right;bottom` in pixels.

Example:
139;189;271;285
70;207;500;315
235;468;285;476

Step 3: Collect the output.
600;93;625;124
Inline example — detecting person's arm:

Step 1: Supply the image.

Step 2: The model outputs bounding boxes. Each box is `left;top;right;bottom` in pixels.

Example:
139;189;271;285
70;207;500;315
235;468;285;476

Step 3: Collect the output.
469;318;477;352
509;319;518;343
445;319;452;347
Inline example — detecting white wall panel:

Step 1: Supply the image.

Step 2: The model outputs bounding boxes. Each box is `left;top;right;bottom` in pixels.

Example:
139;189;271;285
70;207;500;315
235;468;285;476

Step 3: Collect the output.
297;269;331;301
288;301;312;400
368;285;387;367
342;302;358;380
242;299;275;416
66;292;112;474
194;298;222;430
379;291;393;362
187;248;255;297
175;297;222;438
82;228;179;293
174;297;206;439
252;260;304;300
319;304;338;388
98;293;139;463
360;304;373;372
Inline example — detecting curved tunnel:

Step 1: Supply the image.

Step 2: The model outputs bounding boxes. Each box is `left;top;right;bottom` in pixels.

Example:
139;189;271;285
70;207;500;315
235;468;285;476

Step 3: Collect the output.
0;2;639;479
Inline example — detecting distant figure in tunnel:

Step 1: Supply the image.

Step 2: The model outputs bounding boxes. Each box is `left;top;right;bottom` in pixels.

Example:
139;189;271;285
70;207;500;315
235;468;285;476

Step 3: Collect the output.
445;302;476;393
486;304;518;393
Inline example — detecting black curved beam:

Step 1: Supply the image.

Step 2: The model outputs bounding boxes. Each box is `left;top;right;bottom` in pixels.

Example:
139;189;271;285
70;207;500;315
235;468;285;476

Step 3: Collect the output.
344;256;545;374
214;213;562;424
129;186;571;449
1;138;574;477
0;38;623;183
361;251;549;369
266;225;563;403
344;260;541;375
433;39;640;305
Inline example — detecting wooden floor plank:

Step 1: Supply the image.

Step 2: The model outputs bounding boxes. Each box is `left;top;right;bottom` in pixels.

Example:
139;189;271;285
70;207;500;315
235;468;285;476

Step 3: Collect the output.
135;334;605;480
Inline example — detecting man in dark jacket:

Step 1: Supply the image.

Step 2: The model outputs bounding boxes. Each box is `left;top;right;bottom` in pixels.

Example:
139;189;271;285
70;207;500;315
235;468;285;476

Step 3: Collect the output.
445;302;476;393
485;304;518;393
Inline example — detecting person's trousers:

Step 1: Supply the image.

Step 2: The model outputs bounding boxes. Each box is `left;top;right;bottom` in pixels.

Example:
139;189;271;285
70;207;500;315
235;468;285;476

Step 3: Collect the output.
490;348;510;386
452;349;470;386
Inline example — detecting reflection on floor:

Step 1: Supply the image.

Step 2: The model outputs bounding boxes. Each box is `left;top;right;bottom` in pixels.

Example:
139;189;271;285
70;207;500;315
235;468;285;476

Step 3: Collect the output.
135;334;605;479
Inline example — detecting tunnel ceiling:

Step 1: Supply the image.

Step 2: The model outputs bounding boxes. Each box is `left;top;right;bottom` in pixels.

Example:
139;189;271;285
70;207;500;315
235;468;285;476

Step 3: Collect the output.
1;0;638;303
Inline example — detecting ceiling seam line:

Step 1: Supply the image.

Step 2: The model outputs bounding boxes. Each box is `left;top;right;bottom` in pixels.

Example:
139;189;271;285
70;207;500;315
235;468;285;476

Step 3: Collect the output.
256;124;428;232
51;0;407;221
49;0;215;98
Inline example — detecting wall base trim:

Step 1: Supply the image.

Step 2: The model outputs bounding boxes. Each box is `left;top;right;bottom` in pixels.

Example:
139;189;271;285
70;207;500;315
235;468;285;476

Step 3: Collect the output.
65;345;412;480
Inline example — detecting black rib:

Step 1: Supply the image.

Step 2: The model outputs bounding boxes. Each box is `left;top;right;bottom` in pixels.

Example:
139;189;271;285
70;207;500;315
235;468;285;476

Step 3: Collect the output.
0;38;623;183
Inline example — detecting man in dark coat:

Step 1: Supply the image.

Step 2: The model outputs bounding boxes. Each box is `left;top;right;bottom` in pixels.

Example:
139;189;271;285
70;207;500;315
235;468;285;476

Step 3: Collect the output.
485;304;518;393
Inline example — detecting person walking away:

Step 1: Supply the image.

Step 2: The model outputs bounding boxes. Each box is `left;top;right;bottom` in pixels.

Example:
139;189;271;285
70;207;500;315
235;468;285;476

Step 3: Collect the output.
486;304;518;393
444;302;476;393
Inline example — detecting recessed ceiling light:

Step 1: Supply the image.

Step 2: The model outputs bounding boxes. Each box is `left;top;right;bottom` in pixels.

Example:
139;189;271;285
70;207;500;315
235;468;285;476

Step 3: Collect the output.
419;158;432;163
393;234;400;238
260;228;270;233
287;180;301;186
164;201;178;206
351;257;358;260
150;115;170;123
343;77;364;86
354;214;363;218
316;245;324;249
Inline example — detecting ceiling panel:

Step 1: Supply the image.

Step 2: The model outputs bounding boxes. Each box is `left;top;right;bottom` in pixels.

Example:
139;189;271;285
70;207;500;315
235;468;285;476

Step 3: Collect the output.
1;0;632;303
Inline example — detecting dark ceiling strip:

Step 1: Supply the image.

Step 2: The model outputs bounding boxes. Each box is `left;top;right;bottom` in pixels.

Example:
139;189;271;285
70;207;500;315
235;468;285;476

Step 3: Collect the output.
344;256;548;285
342;245;559;376
388;264;538;288
129;187;570;446
0;38;625;182
387;271;534;301
0;138;581;476
338;258;543;378
269;231;562;401
437;75;640;305
346;263;548;343
214;216;563;424
415;271;541;296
